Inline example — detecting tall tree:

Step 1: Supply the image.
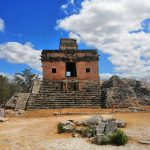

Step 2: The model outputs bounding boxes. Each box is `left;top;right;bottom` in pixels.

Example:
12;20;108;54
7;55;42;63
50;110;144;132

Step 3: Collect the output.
14;68;38;92
0;75;10;104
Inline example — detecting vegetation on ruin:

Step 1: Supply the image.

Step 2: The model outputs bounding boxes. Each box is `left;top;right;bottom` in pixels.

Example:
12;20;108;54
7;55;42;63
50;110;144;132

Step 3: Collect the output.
0;68;38;105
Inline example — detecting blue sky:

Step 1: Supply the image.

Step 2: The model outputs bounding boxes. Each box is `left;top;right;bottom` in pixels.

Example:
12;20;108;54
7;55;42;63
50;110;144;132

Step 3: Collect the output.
0;0;113;76
0;0;150;79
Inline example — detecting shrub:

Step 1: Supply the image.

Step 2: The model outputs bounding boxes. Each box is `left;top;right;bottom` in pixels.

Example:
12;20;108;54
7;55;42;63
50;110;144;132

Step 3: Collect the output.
81;126;96;138
100;135;111;145
57;122;64;133
110;129;128;146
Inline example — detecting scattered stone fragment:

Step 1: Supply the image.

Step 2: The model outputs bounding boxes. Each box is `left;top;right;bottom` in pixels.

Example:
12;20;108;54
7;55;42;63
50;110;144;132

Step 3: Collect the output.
115;120;126;128
72;133;80;138
83;115;102;126
63;124;75;133
104;121;117;135
0;117;9;122
53;112;60;116
96;122;106;135
138;140;150;145
101;114;116;122
75;121;84;126
94;134;105;145
129;107;146;112
59;120;76;133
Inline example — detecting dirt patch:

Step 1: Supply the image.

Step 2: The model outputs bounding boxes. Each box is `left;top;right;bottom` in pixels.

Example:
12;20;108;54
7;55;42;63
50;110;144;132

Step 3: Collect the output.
23;108;112;118
0;109;150;150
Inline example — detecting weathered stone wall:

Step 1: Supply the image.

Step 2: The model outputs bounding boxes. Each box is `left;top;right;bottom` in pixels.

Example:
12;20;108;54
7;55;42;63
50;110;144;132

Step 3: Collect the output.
43;61;66;80
31;80;42;94
101;76;150;108
76;61;99;80
42;61;99;80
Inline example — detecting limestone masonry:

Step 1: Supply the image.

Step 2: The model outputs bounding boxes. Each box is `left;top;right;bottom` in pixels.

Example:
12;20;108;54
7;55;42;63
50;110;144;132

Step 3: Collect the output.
26;39;101;109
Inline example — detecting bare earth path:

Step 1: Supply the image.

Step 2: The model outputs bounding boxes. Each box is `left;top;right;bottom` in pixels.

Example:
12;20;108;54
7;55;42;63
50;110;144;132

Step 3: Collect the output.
0;110;150;150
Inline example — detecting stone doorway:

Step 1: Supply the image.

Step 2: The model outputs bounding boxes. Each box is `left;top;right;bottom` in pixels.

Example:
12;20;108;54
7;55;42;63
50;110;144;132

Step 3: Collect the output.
66;62;77;77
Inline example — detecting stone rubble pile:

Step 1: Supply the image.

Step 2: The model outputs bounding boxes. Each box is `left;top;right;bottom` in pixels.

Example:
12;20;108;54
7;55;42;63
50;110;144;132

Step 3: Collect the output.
58;115;127;145
101;75;150;108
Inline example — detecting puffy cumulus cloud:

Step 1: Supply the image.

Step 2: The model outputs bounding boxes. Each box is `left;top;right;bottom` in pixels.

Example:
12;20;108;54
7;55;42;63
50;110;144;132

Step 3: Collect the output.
58;0;150;77
0;18;4;32
0;42;41;71
69;32;81;43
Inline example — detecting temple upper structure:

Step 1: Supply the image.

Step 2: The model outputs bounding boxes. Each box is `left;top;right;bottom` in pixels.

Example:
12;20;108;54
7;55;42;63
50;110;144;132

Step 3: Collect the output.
41;38;100;80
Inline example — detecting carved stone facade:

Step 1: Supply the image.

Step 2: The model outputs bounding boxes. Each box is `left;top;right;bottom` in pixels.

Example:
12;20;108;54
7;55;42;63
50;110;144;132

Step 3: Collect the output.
26;39;101;109
41;39;99;80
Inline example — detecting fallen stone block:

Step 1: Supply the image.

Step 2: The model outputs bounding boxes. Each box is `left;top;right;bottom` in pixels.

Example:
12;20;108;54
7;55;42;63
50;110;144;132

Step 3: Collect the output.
138;140;150;145
63;124;75;133
101;114;116;122
104;121;117;135
83;115;103;126
0;117;9;122
96;122;106;135
115;120;126;128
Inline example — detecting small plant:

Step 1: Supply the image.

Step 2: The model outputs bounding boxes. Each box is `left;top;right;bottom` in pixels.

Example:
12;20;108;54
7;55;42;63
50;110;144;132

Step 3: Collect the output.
110;129;128;146
100;135;111;145
57;122;64;133
81;126;96;138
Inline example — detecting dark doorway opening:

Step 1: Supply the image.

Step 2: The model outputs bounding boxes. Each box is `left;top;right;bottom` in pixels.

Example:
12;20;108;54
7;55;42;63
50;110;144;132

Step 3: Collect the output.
66;62;77;77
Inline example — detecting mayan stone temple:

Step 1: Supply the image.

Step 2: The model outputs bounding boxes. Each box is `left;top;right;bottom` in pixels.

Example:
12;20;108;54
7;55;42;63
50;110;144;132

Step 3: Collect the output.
27;39;101;109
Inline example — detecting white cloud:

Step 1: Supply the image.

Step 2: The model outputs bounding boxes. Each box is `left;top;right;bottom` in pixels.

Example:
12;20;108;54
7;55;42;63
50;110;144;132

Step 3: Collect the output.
0;42;41;71
58;0;150;77
60;0;76;15
100;73;113;80
0;18;4;32
69;32;81;43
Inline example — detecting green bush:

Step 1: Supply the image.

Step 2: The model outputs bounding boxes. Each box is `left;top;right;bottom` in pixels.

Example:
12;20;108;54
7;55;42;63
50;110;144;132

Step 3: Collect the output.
57;122;64;133
100;135;111;145
81;126;96;138
110;129;128;146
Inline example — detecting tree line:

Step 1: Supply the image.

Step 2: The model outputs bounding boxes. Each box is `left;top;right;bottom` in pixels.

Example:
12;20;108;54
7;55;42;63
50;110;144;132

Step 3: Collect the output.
0;69;38;105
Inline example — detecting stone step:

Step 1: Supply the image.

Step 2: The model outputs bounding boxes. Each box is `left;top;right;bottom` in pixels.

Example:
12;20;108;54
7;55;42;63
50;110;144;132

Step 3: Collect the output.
27;80;102;109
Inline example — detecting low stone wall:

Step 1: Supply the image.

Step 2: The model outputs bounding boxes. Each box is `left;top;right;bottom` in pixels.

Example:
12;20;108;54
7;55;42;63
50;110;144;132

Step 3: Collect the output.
5;93;30;110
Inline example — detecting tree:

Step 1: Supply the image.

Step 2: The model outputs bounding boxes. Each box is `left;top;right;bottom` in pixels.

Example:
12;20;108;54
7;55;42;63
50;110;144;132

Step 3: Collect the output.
14;68;38;92
0;68;38;105
0;75;10;104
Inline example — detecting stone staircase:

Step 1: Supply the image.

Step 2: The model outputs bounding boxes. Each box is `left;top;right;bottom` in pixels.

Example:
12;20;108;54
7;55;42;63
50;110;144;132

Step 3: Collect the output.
26;80;101;109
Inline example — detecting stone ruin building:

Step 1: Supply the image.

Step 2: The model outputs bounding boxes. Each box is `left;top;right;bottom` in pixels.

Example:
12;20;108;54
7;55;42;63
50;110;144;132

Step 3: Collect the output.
13;38;100;109
101;75;150;108
6;39;150;110
25;38;101;109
